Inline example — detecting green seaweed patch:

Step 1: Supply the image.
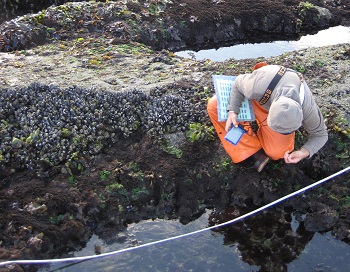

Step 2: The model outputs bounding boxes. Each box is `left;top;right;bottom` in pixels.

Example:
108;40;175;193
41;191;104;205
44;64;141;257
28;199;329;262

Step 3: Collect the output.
186;123;215;142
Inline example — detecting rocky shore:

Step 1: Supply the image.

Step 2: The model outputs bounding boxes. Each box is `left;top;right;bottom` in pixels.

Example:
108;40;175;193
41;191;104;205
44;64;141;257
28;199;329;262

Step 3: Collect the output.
0;1;350;271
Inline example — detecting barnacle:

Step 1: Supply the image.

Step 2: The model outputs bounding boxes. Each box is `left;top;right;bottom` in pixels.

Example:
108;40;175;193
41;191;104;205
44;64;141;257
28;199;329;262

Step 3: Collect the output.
0;81;208;175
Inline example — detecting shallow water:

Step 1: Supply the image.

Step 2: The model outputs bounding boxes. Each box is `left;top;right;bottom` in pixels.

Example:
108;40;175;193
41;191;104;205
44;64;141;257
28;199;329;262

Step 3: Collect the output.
41;208;350;272
175;26;350;62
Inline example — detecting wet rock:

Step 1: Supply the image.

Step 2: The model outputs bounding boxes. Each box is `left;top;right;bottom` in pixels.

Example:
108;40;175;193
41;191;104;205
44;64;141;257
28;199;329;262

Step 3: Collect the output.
332;224;350;241
304;207;339;232
0;19;47;52
60;220;91;247
27;232;44;251
0;263;25;272
164;204;174;215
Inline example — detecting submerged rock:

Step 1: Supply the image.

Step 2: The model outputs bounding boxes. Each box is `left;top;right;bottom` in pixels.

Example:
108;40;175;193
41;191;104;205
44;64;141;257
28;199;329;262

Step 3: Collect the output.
304;206;339;232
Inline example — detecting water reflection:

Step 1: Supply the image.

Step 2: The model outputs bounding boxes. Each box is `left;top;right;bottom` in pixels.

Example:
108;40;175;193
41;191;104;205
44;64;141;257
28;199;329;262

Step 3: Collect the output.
40;207;350;271
40;210;258;271
209;206;314;271
175;26;350;61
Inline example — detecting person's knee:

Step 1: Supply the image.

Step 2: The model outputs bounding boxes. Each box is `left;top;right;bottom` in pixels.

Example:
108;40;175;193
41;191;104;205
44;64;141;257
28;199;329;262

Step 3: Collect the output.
207;96;218;117
264;148;284;160
207;96;217;109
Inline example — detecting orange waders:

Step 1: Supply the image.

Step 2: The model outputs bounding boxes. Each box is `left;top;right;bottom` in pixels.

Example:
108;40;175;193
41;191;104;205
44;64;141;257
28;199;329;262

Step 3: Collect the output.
207;95;295;163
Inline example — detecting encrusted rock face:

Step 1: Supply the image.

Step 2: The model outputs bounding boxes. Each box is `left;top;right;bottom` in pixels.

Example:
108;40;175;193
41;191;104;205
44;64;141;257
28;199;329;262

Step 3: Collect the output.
0;0;80;24
1;1;346;52
0;1;132;52
0;19;48;52
0;83;208;176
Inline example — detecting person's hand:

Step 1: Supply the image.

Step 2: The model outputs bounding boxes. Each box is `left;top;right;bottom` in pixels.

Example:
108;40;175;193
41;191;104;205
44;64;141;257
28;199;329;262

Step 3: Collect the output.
284;148;310;164
225;111;238;132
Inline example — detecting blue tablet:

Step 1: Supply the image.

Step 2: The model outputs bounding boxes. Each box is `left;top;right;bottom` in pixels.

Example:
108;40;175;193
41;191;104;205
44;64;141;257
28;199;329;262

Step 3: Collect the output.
224;125;247;145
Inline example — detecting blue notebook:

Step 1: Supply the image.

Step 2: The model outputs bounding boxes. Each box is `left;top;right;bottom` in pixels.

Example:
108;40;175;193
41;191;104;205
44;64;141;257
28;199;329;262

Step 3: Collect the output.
224;125;247;145
212;75;255;122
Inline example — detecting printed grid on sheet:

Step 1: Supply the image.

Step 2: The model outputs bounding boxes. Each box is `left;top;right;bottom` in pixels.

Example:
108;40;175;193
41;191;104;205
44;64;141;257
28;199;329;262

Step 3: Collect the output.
213;75;255;122
216;79;232;121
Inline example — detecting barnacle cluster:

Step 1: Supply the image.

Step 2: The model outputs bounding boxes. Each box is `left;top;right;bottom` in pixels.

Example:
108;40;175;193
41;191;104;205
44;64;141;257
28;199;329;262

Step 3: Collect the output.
0;82;208;174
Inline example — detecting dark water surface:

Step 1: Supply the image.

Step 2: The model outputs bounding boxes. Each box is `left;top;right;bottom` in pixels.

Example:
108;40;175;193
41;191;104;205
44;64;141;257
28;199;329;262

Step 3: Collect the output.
41;208;350;272
176;26;350;61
